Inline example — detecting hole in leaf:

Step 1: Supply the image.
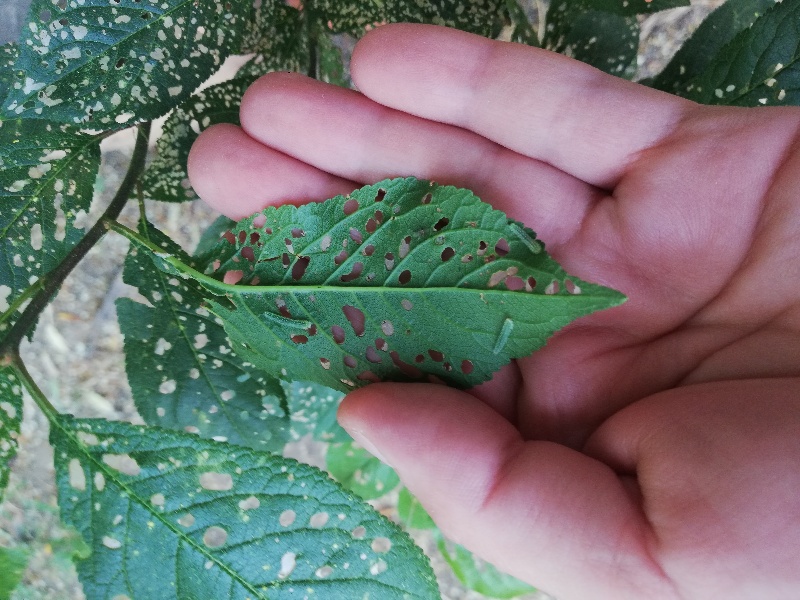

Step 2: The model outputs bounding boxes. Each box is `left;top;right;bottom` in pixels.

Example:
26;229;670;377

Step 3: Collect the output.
103;454;141;476
276;297;292;319
343;305;366;336
238;231;247;244
199;472;233;491
115;58;126;69
340;262;364;282
291;334;308;344
316;565;334;579
308;324;317;336
279;509;296;526
374;210;384;223
565;279;582;294
332;326;346;344
352;526;367;539
384;253;395;270
545;280;560;295
203;526;227;548
375;189;386;202
371;537;392;553
489;270;506;288
390;352;422;378
291;256;310;280
334;250;348;265
103;536;122;550
349;228;363;243
279;552;296;578
178;514;195;527
365;218;377;233
357;371;381;383
239;496;260;510
69;459;86;490
433;217;449;231
428;350;444;362
461;360;474;374
281;253;291;269
253;214;266;228
241;246;255;262
506;276;524;291
310;512;329;528
441;247;455;261
443;362;453;372
363;244;375;256
343;198;359;215
398;270;411;285
250;232;261;245
421;193;431;204
381;320;394;336
495;238;510;256
375;338;388;351
222;231;235;244
462;254;473;263
415;354;425;363
526;277;536;292
320;358;331;369
365;347;382;363
370;559;388;575
224;270;243;285
399;236;411;259
291;228;305;238
477;241;488;256
344;356;357;368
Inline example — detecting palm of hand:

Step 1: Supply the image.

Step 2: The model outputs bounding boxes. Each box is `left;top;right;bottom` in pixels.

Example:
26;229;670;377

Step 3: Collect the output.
189;24;800;599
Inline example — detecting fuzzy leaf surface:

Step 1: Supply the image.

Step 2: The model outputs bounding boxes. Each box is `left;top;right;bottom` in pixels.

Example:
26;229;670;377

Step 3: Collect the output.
326;440;400;500
0;364;23;502
51;416;439;599
0;120;100;342
649;0;778;94
544;0;639;77
682;0;800;106
117;220;289;451
192;178;625;392
2;0;250;125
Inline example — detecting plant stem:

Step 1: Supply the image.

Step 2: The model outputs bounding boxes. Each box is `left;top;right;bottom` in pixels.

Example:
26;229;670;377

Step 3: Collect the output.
0;122;152;359
306;0;318;79
9;353;61;426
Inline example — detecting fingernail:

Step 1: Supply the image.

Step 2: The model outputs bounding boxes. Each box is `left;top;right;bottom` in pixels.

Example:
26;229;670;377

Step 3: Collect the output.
347;428;392;467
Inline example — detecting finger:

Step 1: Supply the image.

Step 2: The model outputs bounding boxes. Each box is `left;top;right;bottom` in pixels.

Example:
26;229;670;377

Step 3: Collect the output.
239;72;599;247
351;24;693;188
338;384;672;599
187;123;358;219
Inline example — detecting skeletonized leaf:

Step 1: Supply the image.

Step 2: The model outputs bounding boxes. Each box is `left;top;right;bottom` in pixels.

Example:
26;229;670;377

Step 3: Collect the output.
0;43;19;100
544;0;639;77
52;415;440;599
187;178;625;392
438;537;537;599
117;220;289;450
2;0;250;125
0;546;28;600
285;380;349;443
0;120;100;342
680;0;800;106
317;0;507;38
649;0;779;94
326;440;400;500
0;364;24;502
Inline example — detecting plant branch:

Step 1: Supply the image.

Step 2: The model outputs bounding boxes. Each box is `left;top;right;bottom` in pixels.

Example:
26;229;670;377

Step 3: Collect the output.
306;0;318;79
0;122;152;359
8;353;61;425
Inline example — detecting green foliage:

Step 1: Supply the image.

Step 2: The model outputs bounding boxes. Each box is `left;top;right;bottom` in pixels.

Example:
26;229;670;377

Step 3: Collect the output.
181;177;623;392
0;44;18;99
51;415;439;599
285;381;350;442
117;219;291;450
397;488;436;530
0;546;28;600
327;440;401;500
0;365;23;501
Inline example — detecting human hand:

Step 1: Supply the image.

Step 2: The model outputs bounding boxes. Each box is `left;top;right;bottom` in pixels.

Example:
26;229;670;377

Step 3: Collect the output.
188;24;800;599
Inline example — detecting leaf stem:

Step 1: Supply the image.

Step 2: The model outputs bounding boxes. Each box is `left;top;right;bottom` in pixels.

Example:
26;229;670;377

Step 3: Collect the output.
0;122;152;359
7;353;61;426
305;0;318;79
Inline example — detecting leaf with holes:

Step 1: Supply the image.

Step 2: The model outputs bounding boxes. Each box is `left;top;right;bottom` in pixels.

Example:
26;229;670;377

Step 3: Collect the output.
438;537;537;599
240;0;304;57
285;380;350;442
648;0;778;95
579;0;688;16
318;32;350;88
0;119;100;343
503;0;540;47
0;43;18;99
2;0;249;125
681;0;800;106
544;0;639;78
51;415;440;599
0;364;24;503
326;440;400;500
316;0;507;38
117;220;289;451
0;546;28;600
176;177;625;392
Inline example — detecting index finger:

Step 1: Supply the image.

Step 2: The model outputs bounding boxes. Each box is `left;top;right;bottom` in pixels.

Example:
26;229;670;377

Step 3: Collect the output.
351;24;693;188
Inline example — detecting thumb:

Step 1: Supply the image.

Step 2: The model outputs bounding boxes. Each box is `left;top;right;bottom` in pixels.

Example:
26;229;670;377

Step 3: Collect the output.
337;383;671;600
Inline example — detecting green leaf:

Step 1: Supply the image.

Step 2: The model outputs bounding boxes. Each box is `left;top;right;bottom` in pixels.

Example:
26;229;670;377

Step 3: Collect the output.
649;0;779;95
0;43;19;100
2;0;250;125
51;415;440;599
396;488;436;530
241;0;304;57
285;380;350;443
544;0;639;77
188;177;625;392
194;215;237;260
0;364;24;502
317;0;507;38
0;120;100;342
679;0;800;106
117;219;290;451
140;77;254;203
326;440;400;500
503;0;540;47
579;0;688;16
0;546;28;600
438;537;536;599
318;33;350;88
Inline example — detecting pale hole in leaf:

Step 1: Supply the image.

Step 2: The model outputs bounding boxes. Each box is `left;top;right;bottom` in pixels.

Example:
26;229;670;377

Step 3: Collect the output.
365;346;382;363
343;198;359;215
94;472;105;491
102;454;141;476
203;526;227;548
68;459;86;490
103;536;122;550
200;472;233;491
375;338;388;352
371;537;392;553
343;305;365;336
253;214;267;228
178;514;195;527
223;270;243;285
370;559;388;575
488;270;506;288
279;509;296;527
320;358;331;369
349;228;362;243
320;235;332;251
316;565;334;578
506;276;524;291
351;525;366;539
344;356;357;368
545;280;559;295
239;496;260;511
77;431;99;446
399;236;411;259
278;551;297;579
420;192;431;204
391;352;423;378
220;390;235;401
30;223;43;251
384;252;395;270
159;379;176;394
151;493;165;507
565;279;582;294
310;512;329;528
401;299;413;311
495;238;510;256
291;228;305;238
461;360;474;375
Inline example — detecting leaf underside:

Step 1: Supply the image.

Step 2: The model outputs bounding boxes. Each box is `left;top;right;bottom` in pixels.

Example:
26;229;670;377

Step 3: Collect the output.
52;416;439;599
0;365;24;503
185;178;625;392
118;220;290;451
326;440;401;501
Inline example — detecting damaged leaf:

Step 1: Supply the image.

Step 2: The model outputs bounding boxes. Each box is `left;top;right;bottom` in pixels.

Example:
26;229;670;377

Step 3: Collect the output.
0;364;23;503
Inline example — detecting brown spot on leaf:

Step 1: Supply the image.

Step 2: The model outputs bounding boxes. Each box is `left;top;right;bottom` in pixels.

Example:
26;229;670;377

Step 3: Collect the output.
365;346;382;363
343;305;366;336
